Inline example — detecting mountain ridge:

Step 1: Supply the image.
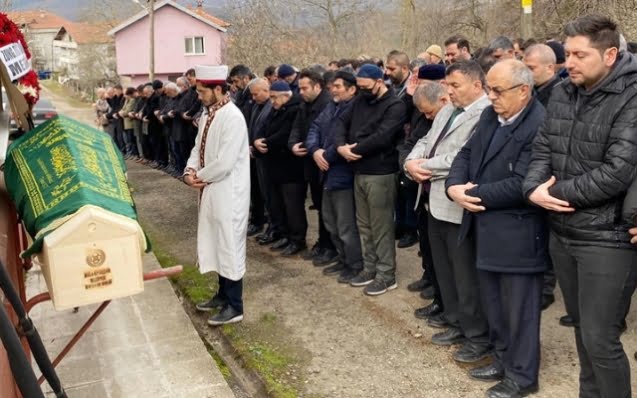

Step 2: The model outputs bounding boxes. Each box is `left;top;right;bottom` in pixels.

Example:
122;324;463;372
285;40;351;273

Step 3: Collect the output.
8;0;228;22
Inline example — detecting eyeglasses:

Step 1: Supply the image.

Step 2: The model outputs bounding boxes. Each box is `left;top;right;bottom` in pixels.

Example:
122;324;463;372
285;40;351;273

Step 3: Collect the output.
485;84;523;97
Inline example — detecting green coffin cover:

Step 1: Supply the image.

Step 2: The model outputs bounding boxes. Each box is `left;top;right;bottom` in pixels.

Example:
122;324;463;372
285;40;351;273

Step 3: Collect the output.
3;115;149;257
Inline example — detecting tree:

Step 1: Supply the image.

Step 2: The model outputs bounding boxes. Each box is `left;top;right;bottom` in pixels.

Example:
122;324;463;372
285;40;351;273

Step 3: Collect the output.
77;0;144;26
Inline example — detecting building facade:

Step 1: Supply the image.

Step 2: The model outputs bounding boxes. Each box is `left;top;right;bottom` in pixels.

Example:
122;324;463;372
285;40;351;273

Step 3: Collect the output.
109;0;229;86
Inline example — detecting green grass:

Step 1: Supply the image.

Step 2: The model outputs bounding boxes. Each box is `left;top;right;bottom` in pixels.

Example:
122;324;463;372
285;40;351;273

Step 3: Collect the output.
209;348;232;380
40;80;91;109
138;225;306;398
146;237;217;303
232;336;299;398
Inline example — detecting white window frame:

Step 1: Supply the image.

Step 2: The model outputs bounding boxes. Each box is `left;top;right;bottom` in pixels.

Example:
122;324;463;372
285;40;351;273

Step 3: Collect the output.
184;36;205;56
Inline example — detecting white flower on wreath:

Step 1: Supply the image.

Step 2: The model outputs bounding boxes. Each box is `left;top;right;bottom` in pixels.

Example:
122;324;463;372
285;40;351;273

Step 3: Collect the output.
16;82;38;99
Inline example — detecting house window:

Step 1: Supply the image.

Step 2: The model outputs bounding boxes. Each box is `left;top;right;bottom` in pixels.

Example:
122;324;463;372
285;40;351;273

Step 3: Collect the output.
185;37;205;55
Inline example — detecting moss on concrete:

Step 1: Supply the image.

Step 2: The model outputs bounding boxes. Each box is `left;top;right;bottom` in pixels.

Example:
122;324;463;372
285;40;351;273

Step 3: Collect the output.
142;227;306;398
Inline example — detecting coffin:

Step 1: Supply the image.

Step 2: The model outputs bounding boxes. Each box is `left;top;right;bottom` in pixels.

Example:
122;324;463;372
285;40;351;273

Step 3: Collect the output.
3;115;148;310
35;205;144;310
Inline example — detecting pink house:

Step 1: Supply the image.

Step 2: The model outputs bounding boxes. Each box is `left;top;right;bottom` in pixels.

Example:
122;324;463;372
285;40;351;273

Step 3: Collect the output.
108;0;229;86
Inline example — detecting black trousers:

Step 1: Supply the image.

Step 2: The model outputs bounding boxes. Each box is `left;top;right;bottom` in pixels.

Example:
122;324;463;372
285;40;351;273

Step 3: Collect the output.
542;260;557;298
309;171;334;250
322;189;363;270
428;214;488;345
256;159;273;232
150;127;168;165
416;207;441;306
550;234;637;398
113;118;125;152
249;159;266;227
479;270;542;388
269;181;307;245
141;123;153;160
396;176;419;234
172;140;189;172
216;275;243;314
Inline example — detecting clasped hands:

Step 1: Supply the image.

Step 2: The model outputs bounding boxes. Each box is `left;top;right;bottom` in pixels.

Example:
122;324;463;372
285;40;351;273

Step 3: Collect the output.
337;143;361;162
254;138;268;154
405;159;432;183
184;169;206;189
447;182;485;213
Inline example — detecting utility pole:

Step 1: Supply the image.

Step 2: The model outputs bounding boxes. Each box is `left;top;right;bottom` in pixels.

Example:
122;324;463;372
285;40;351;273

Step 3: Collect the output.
521;0;533;39
148;0;155;80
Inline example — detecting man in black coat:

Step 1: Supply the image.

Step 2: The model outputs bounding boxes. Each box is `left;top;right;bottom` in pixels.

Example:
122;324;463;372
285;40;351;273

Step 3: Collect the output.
229;64;254;118
182;69;202;153
523;43;562;109
335;64;406;296
159;82;183;176
248;79;273;239
523;16;637;398
170;77;191;174
288;69;335;264
106;84;125;152
448;60;548;398
253;81;306;256
145;80;168;168
387;50;419;249
278;64;300;95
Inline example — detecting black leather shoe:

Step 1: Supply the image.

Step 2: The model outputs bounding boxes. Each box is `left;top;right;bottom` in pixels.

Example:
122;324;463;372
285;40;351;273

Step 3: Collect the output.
559;315;575;327
486;378;538;398
407;278;432;292
414;302;442;320
397;231;418;248
302;243;322;260
323;262;345;276
431;327;465;346
270;238;290;251
469;363;504;382
453;342;492;363
337;268;360;284
313;249;338;266
420;285;435;300
541;294;555;310
257;231;277;245
427;313;450;329
281;242;306;256
247;224;263;237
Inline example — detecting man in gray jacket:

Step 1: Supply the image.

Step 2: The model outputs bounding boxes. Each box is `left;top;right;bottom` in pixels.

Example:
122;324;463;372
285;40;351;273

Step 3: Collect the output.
404;60;491;363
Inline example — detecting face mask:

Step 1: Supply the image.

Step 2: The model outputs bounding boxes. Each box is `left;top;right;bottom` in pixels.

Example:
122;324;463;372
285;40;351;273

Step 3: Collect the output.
359;82;378;101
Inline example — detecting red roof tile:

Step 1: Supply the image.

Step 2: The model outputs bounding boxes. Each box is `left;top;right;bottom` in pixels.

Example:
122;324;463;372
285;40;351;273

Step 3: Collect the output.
61;22;113;45
188;6;230;28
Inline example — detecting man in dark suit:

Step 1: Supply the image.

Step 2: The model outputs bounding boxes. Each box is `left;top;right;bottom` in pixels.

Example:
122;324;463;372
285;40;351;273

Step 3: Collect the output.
446;59;549;398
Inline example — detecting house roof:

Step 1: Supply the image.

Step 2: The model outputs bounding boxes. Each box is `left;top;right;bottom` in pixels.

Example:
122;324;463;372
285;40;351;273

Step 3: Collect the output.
187;5;230;29
108;0;229;36
56;22;113;45
6;10;71;30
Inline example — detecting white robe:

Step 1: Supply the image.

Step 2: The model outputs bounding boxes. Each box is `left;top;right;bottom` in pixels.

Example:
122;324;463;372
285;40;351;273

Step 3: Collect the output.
186;102;250;280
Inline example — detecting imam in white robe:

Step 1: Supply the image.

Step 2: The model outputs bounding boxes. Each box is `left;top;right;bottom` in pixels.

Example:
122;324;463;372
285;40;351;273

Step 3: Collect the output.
186;102;250;280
